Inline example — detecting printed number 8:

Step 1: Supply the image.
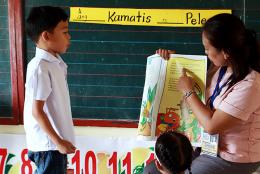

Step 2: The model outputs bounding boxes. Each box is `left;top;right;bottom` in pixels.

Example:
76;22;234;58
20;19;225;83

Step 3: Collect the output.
21;149;33;174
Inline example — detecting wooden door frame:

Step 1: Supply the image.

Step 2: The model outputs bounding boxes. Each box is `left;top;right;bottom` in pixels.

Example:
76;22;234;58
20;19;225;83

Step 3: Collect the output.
0;0;24;124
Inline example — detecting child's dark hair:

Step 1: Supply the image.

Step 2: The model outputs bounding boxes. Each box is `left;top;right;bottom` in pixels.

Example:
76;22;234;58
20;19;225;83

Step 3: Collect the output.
155;130;193;174
202;13;260;90
26;6;68;43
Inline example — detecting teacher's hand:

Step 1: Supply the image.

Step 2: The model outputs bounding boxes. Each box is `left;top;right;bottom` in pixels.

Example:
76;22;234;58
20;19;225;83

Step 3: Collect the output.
156;49;175;60
177;68;194;94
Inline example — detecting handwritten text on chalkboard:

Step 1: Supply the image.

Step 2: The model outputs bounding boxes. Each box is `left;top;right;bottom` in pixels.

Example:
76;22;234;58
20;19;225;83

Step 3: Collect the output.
70;7;231;27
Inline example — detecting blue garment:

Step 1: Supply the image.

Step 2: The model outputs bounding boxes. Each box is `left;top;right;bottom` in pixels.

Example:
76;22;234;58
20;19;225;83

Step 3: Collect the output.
208;66;229;109
28;150;67;174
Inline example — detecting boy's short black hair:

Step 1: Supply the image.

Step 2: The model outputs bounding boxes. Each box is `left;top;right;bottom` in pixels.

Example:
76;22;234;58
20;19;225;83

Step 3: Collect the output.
26;6;68;43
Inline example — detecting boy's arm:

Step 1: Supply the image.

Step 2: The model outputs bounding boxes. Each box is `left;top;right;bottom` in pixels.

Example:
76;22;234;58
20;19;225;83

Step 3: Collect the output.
32;100;76;154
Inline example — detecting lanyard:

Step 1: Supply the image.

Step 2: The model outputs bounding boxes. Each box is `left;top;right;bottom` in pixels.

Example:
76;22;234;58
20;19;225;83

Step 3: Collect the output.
209;66;228;109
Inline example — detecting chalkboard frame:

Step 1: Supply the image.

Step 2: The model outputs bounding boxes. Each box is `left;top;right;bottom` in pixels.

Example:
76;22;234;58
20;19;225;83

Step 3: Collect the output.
2;1;260;128
0;0;24;124
0;1;138;127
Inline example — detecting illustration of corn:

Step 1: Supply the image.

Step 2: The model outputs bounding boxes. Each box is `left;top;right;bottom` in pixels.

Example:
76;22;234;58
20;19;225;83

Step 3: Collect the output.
138;84;157;136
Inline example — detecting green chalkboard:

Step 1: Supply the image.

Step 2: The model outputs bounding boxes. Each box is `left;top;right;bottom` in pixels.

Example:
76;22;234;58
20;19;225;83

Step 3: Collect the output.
24;0;259;123
0;0;12;118
245;0;260;40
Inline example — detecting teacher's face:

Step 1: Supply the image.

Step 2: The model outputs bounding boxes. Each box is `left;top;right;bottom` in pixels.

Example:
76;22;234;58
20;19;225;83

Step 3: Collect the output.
202;32;228;67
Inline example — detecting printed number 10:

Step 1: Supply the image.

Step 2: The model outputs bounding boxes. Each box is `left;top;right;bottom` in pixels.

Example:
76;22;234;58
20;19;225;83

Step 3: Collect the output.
72;150;132;174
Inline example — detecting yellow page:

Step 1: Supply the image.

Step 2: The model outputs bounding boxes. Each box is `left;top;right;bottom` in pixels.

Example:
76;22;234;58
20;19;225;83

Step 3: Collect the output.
156;54;207;146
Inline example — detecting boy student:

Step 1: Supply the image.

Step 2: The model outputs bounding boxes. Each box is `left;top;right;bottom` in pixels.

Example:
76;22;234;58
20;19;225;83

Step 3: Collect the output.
24;6;76;173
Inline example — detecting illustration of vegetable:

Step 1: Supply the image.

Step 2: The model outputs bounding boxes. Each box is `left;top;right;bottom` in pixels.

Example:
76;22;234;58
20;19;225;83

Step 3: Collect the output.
138;84;157;135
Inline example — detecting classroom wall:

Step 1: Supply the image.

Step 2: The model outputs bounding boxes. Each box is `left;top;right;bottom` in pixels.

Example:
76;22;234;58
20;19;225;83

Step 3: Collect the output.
0;125;137;137
1;0;260;138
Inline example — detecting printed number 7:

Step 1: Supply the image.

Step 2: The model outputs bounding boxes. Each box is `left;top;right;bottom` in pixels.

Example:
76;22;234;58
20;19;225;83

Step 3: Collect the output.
0;148;7;174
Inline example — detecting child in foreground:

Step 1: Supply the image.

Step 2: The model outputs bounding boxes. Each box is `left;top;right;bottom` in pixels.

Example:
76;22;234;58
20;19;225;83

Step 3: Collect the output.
143;130;193;174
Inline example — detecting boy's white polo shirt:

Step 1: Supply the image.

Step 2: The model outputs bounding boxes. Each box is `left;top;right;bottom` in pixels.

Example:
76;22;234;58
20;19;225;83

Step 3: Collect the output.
24;47;75;151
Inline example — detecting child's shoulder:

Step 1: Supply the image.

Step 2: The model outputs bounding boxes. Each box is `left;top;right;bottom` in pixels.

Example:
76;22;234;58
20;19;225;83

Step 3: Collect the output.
27;56;51;73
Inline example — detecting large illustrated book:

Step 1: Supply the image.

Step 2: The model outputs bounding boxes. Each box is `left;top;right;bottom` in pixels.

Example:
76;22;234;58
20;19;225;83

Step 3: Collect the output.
137;54;207;146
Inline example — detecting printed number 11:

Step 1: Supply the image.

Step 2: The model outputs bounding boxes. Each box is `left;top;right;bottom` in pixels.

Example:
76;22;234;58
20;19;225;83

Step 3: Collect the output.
109;152;132;174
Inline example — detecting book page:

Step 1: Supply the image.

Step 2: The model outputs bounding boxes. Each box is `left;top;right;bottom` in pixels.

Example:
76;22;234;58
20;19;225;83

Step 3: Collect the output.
156;54;207;146
137;55;166;140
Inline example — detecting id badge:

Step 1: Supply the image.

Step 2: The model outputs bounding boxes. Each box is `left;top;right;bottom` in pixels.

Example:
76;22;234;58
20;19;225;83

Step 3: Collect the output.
201;131;219;157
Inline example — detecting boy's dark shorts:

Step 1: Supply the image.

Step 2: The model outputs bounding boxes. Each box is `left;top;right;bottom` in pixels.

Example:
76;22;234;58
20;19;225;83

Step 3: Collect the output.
28;150;67;174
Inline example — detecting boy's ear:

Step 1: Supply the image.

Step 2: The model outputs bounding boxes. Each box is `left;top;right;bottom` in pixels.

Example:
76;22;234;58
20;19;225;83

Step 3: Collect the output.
154;159;163;171
155;159;170;174
41;31;50;42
